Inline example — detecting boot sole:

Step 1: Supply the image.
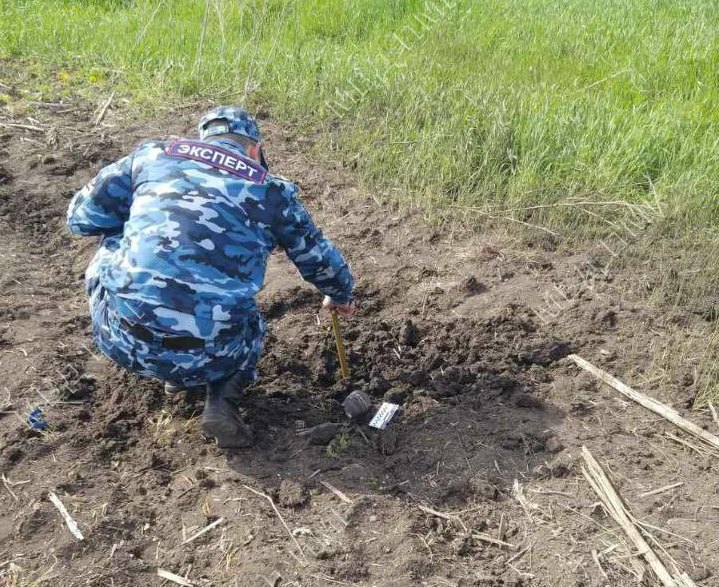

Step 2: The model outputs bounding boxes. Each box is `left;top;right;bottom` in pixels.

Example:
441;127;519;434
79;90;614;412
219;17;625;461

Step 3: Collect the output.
201;415;254;449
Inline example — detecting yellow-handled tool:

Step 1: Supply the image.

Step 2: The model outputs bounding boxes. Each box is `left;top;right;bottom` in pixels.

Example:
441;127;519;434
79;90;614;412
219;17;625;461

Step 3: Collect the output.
330;309;350;380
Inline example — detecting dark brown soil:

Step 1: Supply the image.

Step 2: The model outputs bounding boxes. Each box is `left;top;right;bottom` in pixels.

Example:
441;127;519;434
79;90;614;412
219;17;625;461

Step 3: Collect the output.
1;93;718;587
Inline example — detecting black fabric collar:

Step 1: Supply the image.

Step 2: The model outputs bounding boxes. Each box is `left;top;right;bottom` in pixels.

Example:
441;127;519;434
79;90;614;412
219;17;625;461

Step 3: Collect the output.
205;137;251;158
204;136;268;171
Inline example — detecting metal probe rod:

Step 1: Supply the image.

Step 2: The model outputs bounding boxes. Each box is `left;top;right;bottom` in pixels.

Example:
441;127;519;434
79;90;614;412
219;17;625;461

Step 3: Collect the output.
330;309;350;380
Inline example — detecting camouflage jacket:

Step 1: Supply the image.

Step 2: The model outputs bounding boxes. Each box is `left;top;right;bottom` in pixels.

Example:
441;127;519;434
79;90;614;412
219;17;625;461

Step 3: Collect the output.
67;137;354;338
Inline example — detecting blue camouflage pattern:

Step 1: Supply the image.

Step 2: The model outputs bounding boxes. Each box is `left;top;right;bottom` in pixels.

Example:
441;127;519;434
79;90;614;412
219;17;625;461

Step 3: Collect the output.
88;279;264;387
67;135;354;386
198;106;262;143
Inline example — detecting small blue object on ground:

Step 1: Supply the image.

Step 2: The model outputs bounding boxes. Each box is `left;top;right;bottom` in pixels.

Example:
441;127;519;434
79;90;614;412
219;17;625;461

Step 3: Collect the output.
28;408;48;431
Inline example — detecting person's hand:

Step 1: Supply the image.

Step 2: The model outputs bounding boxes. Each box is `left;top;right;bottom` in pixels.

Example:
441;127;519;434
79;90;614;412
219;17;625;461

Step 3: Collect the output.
323;295;356;318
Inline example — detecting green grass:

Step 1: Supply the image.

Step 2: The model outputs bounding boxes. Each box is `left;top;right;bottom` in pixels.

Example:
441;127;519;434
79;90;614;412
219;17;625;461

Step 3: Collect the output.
1;0;718;236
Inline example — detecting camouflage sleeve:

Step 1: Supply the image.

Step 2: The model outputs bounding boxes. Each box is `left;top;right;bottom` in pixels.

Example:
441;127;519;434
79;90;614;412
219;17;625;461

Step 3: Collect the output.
272;183;354;303
66;153;134;236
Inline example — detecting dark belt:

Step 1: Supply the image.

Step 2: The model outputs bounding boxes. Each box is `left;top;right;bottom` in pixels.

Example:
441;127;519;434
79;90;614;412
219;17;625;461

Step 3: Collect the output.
118;318;205;351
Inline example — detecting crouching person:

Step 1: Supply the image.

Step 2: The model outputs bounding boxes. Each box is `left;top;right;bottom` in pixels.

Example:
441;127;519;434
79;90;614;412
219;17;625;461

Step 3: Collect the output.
67;107;355;448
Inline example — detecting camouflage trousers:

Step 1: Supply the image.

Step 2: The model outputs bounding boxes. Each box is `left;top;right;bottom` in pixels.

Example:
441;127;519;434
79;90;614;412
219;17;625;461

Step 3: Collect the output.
88;276;265;388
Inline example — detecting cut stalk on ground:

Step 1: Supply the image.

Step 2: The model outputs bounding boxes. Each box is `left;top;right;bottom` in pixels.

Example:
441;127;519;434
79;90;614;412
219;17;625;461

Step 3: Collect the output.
581;446;696;587
570;354;719;452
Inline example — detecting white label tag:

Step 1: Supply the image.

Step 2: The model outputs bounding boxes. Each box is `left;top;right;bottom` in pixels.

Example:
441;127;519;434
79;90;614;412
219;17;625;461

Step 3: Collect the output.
369;402;400;430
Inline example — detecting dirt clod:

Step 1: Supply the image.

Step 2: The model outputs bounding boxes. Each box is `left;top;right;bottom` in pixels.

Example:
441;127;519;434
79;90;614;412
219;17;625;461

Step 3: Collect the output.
399;319;420;346
534;451;574;478
278;479;307;507
512;392;545;409
545;436;564;453
298;422;341;445
469;477;499;501
460;275;488;295
451;535;473;556
518;340;572;366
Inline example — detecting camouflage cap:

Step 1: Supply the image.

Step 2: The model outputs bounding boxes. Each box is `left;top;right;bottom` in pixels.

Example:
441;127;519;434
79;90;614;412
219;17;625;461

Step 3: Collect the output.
198;106;262;143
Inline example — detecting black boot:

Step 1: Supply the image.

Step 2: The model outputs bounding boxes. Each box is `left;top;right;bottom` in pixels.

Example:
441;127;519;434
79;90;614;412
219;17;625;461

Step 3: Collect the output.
201;373;253;448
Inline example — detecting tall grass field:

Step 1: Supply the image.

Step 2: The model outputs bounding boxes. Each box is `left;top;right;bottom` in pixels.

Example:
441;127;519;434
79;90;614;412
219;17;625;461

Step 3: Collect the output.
1;0;718;235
